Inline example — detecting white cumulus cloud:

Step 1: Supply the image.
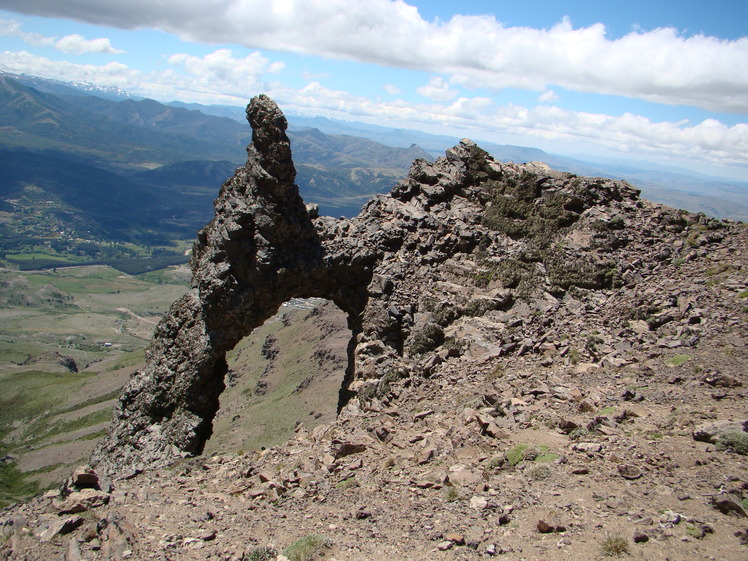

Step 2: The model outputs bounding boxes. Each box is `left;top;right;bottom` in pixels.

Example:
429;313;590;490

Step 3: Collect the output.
273;80;748;169
539;89;558;103
417;76;457;102
0;50;270;104
168;49;281;89
55;34;124;54
3;1;747;113
0;18;123;54
1;47;745;169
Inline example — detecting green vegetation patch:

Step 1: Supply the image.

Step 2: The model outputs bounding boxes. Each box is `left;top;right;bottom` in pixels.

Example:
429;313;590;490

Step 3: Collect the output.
715;431;748;455
505;443;559;467
482;173;586;248
505;443;531;466
601;535;630;557
0;460;39;508
335;477;359;490
244;547;277;561
665;354;692;367
283;535;332;561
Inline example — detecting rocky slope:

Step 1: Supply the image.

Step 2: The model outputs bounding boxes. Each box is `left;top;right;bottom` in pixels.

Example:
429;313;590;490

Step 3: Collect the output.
1;95;746;560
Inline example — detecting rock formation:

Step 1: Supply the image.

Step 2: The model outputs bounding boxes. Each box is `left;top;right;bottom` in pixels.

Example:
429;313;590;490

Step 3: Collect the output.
5;95;747;561
92;94;739;476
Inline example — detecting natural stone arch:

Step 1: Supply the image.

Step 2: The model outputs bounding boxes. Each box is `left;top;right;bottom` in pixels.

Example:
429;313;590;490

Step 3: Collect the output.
92;93;624;476
205;298;352;455
92;96;375;475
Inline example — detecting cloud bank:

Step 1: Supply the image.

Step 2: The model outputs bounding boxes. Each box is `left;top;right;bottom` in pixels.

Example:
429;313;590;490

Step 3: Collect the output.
3;0;748;113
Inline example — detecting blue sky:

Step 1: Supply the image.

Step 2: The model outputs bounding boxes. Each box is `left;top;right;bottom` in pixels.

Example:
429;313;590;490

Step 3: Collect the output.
0;0;747;179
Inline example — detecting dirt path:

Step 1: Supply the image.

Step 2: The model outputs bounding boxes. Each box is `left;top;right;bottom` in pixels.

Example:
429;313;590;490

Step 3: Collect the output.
115;307;158;326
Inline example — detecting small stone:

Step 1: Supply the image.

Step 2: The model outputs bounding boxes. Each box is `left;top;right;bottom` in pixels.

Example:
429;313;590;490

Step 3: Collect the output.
437;540;453;551
578;399;596;413
414;409;434;421
469;496;489;510
617;464;642;480
354;508;371;520
444;532;465;545
199;529;217;541
633;530;649;543
447;466;483;487
692;420;748;444
331;441;367;459
537;520;555;533
71;465;100;489
660;510;681;525
711;495;748;517
67;537;82;561
57;489;110;514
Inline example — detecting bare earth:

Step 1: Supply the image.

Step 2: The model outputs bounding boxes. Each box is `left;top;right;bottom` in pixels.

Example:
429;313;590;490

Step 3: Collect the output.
1;224;746;561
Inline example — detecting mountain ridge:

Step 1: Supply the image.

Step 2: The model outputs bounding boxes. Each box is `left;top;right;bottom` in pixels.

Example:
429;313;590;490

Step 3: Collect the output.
3;72;746;221
0;94;746;561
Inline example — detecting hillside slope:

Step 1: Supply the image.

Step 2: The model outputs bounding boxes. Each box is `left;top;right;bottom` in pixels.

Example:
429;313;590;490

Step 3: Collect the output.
0;96;746;561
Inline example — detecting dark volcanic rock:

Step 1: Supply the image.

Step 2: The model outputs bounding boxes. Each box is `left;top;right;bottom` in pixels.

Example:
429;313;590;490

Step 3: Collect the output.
91;94;744;477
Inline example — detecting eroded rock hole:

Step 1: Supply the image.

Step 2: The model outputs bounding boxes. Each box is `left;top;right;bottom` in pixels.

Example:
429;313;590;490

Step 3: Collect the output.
204;298;351;455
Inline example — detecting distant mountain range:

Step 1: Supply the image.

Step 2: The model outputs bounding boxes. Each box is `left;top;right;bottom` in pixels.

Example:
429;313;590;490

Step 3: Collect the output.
170;93;748;222
0;75;442;270
1;72;746;268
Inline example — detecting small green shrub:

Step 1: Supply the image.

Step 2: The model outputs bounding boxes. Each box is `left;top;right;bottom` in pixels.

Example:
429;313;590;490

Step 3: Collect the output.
505;443;531;467
601;535;630;557
283;535;331;561
245;547;276;561
705;263;732;277
535;451;560;463
444;487;461;502
665;354;691;367
568;427;589;441
685;524;706;539
528;464;552;481
335;477;359;490
407;322;444;355
505;443;559;467
716;431;748;455
568;348;581;364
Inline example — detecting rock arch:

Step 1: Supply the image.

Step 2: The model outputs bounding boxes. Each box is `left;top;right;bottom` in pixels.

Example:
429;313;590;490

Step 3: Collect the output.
93;94;642;475
92;96;375;474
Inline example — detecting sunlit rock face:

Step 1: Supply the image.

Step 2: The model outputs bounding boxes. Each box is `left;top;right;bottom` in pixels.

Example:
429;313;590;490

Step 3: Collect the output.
93;93;711;476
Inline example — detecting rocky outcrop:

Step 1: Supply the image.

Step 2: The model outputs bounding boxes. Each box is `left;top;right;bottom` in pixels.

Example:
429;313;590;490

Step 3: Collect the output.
92;94;742;476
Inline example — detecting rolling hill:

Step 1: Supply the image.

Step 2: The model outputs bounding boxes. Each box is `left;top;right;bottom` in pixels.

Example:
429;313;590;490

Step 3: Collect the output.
0;76;438;268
